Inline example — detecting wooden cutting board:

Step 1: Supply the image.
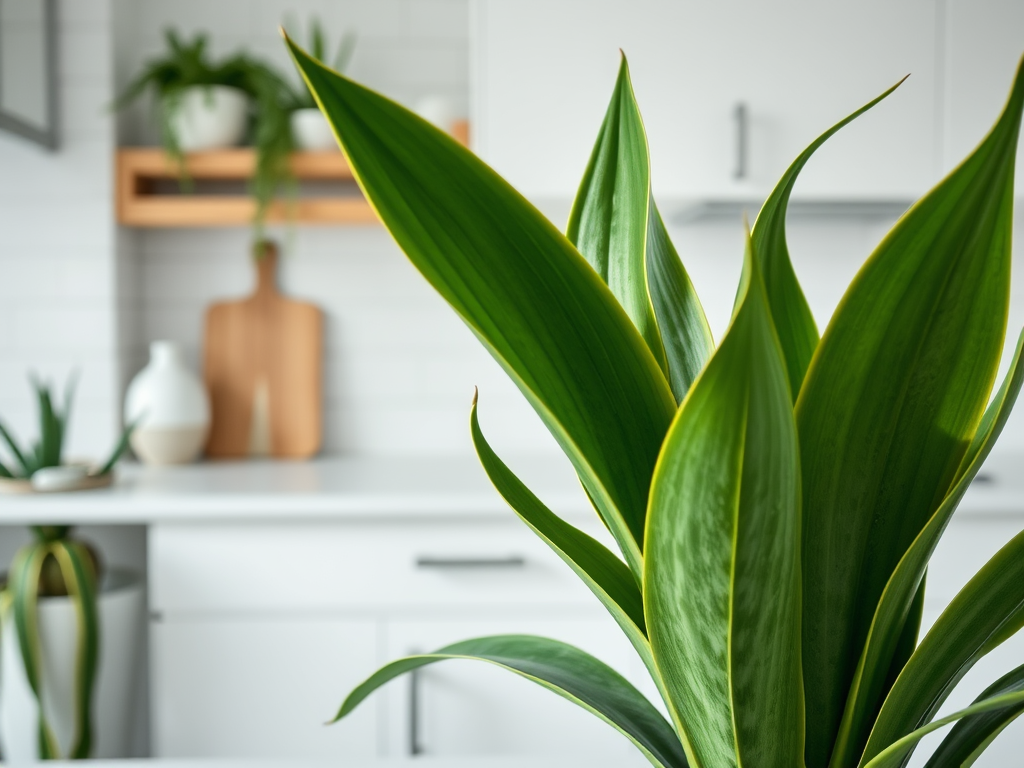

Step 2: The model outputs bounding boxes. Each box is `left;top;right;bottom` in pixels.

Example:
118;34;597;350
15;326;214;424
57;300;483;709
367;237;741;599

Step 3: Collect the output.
203;242;322;459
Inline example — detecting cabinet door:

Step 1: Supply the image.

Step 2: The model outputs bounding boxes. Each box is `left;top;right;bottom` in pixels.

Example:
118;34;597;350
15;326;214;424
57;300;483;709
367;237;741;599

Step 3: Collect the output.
473;0;939;200
943;0;1024;185
381;614;654;764
151;617;379;759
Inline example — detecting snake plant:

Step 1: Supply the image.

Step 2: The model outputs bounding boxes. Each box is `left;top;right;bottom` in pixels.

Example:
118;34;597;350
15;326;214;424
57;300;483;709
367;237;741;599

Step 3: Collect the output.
289;31;1024;768
0;376;133;759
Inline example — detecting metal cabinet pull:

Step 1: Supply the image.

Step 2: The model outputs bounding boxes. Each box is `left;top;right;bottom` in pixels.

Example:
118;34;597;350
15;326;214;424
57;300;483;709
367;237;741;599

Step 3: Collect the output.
409;664;424;756
734;102;748;180
415;556;526;569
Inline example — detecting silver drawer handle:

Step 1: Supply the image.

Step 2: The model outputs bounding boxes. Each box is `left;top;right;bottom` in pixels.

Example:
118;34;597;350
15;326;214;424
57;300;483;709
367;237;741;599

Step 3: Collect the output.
415;556;526;569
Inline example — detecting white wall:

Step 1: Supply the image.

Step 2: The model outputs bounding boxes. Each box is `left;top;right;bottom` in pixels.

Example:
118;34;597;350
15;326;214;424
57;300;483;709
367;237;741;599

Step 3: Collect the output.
0;0;119;461
110;0;559;458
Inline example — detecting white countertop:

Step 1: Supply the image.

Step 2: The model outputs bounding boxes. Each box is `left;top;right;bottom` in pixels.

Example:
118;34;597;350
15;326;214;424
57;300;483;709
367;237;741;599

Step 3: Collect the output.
0;455;593;525
0;452;1022;526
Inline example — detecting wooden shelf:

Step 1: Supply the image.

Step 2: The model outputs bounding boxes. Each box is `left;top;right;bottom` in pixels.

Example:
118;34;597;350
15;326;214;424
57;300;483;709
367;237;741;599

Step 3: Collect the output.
116;120;469;227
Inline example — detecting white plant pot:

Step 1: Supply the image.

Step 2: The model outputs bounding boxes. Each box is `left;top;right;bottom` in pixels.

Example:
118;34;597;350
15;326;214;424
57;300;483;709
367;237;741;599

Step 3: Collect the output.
166;85;248;151
125;340;210;465
0;569;145;761
290;107;337;151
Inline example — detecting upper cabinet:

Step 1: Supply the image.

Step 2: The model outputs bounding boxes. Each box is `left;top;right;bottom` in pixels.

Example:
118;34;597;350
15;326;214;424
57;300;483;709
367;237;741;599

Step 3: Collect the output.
472;0;941;203
944;0;1024;187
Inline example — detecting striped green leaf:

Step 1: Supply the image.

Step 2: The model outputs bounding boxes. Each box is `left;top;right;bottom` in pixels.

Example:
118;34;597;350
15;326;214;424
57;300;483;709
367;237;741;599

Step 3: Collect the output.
646;200;714;400
830;331;1024;768
567;55;665;374
923;663;1024;767
644;236;803;768
287;36;676;578
9;539;99;759
567;55;712;402
862;528;1024;766
332;634;689;768
797;57;1024;768
469;394;649;663
750;78;904;400
862;690;1024;768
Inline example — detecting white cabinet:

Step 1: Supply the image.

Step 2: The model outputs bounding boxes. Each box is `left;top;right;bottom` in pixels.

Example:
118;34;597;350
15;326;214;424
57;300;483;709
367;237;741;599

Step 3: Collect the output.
472;0;940;201
151;617;379;759
943;0;1024;184
148;517;647;761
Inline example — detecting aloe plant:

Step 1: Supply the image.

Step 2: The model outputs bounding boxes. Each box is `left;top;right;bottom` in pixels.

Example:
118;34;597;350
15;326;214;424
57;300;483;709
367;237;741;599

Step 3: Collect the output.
0;376;134;759
288;31;1024;767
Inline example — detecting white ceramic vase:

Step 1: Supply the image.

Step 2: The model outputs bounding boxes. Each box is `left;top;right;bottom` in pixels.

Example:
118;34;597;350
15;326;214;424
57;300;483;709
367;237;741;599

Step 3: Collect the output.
125;340;210;465
166;85;248;151
290;107;337;150
0;570;145;760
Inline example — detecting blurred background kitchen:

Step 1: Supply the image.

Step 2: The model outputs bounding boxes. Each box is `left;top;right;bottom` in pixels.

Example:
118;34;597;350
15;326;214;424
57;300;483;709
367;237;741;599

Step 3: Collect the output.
0;0;1022;765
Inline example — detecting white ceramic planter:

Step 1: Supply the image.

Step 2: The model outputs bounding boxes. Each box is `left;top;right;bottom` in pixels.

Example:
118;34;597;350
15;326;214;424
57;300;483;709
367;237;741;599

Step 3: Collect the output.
125;340;210;465
0;569;145;761
166;85;248;151
290;107;337;150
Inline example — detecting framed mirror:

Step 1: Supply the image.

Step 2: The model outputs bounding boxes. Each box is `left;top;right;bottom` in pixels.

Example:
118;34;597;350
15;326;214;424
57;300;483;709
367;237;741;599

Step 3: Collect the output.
0;0;58;149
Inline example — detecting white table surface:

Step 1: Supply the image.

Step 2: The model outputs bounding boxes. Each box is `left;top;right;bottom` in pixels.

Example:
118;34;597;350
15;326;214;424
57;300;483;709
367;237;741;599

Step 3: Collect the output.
0;451;1021;526
0;455;592;525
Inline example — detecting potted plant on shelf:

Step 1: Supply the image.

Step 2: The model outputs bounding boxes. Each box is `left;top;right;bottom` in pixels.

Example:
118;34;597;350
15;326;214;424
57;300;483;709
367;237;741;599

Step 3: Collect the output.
289;31;1024;768
0;376;143;760
284;17;356;151
115;29;296;229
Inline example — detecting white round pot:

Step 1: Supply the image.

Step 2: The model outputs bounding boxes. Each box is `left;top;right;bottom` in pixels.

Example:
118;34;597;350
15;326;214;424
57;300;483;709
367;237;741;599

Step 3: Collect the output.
290;107;337;150
165;85;248;151
0;569;145;760
125;340;210;465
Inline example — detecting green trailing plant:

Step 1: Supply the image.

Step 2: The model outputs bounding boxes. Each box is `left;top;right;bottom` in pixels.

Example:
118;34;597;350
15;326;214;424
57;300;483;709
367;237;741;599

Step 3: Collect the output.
0;376;134;759
289;30;1024;768
114;29;296;231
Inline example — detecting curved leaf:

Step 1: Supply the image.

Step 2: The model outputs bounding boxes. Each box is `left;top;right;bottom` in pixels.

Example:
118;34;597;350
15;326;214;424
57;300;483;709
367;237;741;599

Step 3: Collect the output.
862;528;1024;766
797;55;1024;768
751;77;905;400
567;55;666;374
831;331;1024;768
644;236;803;768
923;663;1024;767
332;634;689;768
287;37;677;577
567;55;712;402
469;394;649;664
862;690;1024;768
49;540;99;760
646;200;714;399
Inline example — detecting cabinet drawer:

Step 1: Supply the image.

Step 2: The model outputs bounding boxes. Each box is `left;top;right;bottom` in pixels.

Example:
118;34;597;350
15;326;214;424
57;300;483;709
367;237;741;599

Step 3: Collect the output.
150;520;607;614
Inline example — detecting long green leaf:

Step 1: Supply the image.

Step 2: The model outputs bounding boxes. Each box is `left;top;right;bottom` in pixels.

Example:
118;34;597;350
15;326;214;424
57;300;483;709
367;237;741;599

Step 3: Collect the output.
862;528;1024;766
286;36;676;578
333;634;689;768
10;544;61;758
567;56;712;402
50;540;99;759
0;420;31;477
797;56;1024;768
646;200;714;399
831;331;1024;768
751;77;905;400
862;690;1024;768
469;395;648;650
567;55;665;374
923;663;1024;767
644;236;803;768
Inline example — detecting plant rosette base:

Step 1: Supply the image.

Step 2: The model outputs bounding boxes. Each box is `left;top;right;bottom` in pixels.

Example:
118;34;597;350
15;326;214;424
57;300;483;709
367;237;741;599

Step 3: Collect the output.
0;467;114;495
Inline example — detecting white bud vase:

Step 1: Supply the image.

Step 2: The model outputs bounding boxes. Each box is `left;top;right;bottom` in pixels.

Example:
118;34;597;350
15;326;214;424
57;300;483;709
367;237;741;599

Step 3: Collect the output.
125;341;210;465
